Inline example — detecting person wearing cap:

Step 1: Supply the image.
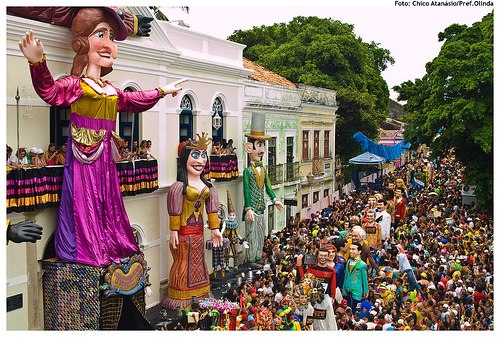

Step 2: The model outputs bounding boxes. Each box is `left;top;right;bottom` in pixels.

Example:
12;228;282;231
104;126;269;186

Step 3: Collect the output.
36;148;46;166
18;8;186;269
243;112;284;264
27;147;42;166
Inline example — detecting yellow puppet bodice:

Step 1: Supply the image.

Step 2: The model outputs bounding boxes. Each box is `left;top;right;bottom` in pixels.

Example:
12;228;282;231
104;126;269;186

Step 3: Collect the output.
71;81;119;121
181;186;210;229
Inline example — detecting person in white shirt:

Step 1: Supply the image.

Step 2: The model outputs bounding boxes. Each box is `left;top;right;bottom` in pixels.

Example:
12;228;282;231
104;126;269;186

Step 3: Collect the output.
382;314;394;330
396;244;421;292
10;147;29;166
376;199;392;242
7;145;14;164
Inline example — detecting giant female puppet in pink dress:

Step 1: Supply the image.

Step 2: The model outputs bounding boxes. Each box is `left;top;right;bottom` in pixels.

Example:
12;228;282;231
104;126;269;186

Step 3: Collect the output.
19;7;186;267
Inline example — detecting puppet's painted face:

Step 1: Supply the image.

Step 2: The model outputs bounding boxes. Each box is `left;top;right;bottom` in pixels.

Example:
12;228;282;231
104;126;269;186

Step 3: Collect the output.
349;244;361;259
88;22;118;70
327;249;336;261
317;251;328;266
247;140;266;162
186;149;208;178
228;212;236;221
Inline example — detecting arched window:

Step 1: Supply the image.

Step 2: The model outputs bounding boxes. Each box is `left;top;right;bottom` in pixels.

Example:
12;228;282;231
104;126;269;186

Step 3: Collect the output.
211;97;224;144
180;95;193;142
119;87;139;150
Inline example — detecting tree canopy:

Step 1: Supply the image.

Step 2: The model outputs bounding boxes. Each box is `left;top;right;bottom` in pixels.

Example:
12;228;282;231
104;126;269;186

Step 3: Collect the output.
228;16;394;163
394;12;493;207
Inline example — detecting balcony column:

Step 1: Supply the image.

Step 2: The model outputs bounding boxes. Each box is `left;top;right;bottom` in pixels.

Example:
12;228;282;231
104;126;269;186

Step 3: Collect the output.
23;211;43;330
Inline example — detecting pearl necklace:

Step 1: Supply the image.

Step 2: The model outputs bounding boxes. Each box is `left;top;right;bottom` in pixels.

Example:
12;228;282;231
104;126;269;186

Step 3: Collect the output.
81;74;107;88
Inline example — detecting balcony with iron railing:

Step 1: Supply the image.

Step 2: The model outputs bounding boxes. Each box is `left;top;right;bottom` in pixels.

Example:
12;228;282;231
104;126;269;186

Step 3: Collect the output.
285;162;300;182
6;160;159;214
267;163;284;186
312;158;324;176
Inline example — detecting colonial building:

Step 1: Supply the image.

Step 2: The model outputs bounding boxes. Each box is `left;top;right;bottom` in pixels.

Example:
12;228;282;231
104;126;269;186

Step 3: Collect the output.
297;84;339;218
242;58;302;233
5;6;340;330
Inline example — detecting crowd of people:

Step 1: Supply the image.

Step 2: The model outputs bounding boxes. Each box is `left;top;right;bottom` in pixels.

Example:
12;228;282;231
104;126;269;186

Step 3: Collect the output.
7;143;67;168
7;138;158;168
119;139;156;162
212;138;236;156
170;150;493;331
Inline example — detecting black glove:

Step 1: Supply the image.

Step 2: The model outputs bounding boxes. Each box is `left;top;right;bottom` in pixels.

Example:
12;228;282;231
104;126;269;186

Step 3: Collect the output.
136;15;154;37
7;220;43;243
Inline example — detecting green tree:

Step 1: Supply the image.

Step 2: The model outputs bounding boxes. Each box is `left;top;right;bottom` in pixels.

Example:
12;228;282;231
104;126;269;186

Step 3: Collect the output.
394;12;493;207
228;16;394;163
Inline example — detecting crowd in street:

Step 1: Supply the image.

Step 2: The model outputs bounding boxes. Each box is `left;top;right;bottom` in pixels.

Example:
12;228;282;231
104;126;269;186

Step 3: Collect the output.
175;150;493;331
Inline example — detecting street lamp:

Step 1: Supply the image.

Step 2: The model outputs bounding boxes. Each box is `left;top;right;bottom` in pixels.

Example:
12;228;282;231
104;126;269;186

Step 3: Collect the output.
212;112;222;130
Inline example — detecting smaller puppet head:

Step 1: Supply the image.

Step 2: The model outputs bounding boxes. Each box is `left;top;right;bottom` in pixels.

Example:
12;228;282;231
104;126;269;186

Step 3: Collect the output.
244;112;270;163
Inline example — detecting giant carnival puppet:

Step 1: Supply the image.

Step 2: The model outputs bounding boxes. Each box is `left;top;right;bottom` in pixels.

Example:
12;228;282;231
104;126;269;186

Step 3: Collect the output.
16;6;185;329
296;247;338;330
243;112;284;265
161;133;223;310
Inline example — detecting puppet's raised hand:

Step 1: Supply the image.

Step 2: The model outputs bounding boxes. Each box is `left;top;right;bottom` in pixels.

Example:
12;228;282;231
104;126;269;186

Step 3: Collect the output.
136;15;154;37
19;30;45;64
161;78;188;97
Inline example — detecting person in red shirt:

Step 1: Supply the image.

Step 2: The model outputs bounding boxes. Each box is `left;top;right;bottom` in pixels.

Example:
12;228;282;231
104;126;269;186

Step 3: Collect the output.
43;143;59;165
296;248;338;330
473;285;487;308
297;248;336;298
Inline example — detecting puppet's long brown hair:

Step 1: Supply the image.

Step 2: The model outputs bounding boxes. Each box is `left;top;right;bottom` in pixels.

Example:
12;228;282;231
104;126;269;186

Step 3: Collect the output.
70;8;118;77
